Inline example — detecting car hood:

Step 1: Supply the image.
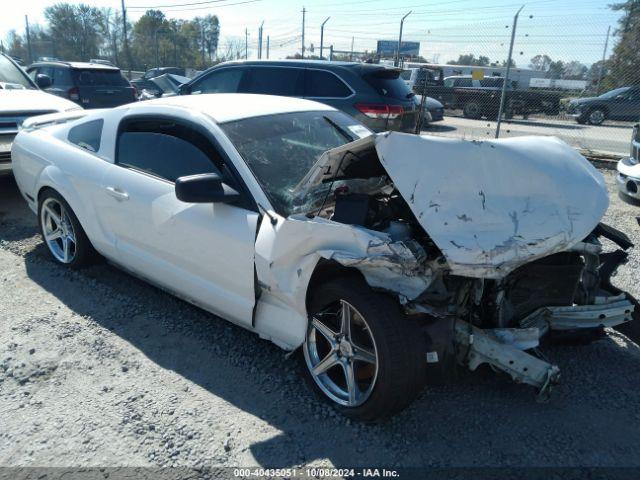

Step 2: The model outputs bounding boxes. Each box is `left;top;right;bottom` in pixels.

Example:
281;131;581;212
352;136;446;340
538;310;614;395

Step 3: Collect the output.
292;132;608;278
0;89;80;113
150;73;190;94
570;97;597;105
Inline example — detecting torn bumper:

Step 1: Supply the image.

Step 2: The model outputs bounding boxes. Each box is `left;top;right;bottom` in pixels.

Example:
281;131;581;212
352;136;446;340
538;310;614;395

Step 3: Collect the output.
520;294;635;334
454;295;635;399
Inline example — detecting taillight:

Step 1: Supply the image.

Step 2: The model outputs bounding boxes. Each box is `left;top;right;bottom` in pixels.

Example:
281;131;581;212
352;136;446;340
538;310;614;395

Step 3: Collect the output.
68;87;80;101
355;103;404;119
387;105;404;119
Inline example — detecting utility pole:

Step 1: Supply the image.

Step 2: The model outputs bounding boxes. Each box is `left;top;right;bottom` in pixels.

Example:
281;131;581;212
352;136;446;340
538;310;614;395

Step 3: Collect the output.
201;25;206;65
496;5;524;138
595;25;611;95
395;11;411;67
245;28;249;59
320;16;330;60
266;35;270;59
258;21;264;59
301;7;306;58
350;37;354;61
121;0;133;74
25;15;32;64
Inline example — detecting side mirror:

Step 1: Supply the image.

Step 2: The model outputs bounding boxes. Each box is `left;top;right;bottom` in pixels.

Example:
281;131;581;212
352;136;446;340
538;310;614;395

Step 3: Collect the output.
36;74;52;89
178;83;192;95
175;173;240;204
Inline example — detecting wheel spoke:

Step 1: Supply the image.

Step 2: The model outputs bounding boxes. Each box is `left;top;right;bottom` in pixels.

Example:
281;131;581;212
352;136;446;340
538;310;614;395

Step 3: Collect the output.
353;346;376;365
312;351;338;376
342;360;359;405
45;228;63;241
312;317;338;345
340;301;352;339
62;237;70;263
44;205;61;226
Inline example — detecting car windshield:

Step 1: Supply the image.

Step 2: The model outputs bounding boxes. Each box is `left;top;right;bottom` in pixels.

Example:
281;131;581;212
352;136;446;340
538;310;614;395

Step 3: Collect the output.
221;110;374;216
599;87;630;99
0;55;35;89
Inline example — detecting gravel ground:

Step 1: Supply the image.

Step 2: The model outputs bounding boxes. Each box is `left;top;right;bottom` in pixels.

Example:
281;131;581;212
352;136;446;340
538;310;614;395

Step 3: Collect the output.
1;168;640;469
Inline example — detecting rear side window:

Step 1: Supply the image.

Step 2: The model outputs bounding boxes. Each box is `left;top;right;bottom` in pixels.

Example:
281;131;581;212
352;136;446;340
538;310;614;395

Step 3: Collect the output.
191;68;245;94
52;67;73;86
73;69;129;87
305;70;352;98
116;120;222;182
68;119;104;153
245;67;303;96
363;69;412;99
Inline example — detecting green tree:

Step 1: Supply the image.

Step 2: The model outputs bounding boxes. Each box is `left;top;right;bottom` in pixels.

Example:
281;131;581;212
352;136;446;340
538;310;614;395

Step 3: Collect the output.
529;54;552;72
604;0;640;89
44;3;105;60
448;53;491;66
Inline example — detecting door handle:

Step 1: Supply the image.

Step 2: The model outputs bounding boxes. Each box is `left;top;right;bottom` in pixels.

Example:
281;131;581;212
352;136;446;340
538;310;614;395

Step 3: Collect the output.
105;186;129;201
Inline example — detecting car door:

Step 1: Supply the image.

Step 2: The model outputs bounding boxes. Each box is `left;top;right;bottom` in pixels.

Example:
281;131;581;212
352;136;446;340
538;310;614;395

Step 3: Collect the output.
96;115;259;327
188;67;248;94
243;66;304;97
624;89;640;120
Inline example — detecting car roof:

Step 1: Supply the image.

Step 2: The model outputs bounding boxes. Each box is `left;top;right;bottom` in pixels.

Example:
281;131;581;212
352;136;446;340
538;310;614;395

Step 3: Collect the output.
130;93;336;123
191;59;398;81
29;61;120;71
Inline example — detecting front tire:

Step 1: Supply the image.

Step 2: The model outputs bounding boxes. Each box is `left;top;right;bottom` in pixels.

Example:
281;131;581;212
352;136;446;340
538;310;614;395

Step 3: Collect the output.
303;276;426;421
587;108;606;125
38;189;95;268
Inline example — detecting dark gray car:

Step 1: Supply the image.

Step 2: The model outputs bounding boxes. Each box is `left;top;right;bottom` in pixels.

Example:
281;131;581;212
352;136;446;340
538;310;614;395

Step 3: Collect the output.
171;60;419;133
26;61;137;109
567;86;640;125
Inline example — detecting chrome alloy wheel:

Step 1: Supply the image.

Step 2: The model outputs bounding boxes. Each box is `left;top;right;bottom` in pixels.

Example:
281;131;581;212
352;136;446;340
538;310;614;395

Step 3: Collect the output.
40;197;76;263
589;109;605;125
304;300;379;407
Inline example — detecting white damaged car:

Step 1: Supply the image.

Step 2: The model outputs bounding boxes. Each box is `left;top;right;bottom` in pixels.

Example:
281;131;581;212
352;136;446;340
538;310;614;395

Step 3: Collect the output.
11;94;639;420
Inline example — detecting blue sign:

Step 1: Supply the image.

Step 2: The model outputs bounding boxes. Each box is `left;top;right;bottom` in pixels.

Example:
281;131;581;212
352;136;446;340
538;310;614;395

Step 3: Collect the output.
376;40;420;57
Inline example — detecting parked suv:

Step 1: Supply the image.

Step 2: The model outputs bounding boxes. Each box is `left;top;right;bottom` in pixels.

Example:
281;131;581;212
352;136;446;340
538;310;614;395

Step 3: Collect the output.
164;60;419;133
617;123;640;205
26;61;137;109
567;86;640;125
0;53;80;175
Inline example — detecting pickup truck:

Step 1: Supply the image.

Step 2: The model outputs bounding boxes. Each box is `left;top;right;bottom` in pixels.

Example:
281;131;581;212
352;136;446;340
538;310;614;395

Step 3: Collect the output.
407;67;562;120
0;53;81;175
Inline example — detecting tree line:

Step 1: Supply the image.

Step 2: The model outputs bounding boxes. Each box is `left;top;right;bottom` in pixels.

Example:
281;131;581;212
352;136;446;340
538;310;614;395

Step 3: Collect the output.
0;3;237;71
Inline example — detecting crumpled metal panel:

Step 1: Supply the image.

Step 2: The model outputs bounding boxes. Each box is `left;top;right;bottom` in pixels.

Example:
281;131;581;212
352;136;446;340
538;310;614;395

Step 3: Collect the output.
374;132;609;278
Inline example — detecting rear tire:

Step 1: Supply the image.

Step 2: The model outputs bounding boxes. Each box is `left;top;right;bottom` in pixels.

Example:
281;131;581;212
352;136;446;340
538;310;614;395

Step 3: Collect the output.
463;101;482;119
302;276;427;421
38;189;95;268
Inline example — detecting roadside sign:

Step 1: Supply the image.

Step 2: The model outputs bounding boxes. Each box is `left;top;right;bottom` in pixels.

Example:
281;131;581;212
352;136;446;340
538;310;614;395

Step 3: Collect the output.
472;69;485;80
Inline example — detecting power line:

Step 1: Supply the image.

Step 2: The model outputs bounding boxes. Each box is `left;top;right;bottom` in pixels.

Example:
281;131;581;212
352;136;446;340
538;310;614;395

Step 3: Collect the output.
128;0;262;11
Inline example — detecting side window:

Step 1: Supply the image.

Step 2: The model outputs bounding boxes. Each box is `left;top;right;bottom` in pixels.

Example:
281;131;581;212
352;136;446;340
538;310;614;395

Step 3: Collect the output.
116;119;223;183
457;78;472;87
245;67;303;96
305;70;352;98
191;68;245;94
52;67;73;87
68;119;104;153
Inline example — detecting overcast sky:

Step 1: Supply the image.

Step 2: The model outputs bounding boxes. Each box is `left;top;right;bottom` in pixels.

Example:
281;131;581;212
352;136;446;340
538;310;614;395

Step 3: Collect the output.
2;0;623;66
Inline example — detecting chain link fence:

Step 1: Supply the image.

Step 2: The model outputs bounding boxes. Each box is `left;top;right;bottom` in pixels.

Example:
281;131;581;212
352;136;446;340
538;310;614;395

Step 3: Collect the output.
397;12;635;158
